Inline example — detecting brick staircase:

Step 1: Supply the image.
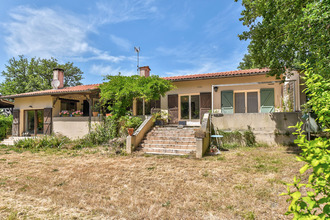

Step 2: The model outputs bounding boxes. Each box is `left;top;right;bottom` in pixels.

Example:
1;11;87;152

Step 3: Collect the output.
140;126;198;156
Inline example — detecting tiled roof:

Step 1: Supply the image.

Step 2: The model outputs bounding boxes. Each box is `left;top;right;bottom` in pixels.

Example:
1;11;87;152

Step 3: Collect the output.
0;84;100;99
0;99;14;108
162;68;270;81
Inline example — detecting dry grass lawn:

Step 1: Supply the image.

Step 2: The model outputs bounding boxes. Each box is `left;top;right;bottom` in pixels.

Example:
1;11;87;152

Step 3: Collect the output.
0;145;302;219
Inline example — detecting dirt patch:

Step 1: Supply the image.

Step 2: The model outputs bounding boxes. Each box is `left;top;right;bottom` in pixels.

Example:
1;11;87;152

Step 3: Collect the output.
0;145;302;219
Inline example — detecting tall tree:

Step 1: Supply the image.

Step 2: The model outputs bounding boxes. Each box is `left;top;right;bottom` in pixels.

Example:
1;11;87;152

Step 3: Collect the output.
236;0;329;78
0;55;83;95
237;52;256;70
236;1;330;218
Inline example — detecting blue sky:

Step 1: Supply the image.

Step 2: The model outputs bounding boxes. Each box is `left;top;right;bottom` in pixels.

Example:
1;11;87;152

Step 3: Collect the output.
0;0;249;85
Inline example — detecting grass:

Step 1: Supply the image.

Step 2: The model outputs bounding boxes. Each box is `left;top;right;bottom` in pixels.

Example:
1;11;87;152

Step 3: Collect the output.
0;145;302;219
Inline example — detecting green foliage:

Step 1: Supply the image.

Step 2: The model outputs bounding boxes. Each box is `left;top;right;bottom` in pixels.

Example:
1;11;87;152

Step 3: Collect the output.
120;115;143;129
0;115;13;140
243;127;256;147
282;122;330;219
100;74;174;118
216;128;257;149
237;51;256;70
14;135;70;150
82;116;118;145
302;64;330;129
0;55;83;95
236;0;330;78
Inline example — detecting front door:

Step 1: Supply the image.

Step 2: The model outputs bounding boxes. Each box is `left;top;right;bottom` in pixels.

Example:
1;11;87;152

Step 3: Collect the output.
25;110;44;135
180;95;200;120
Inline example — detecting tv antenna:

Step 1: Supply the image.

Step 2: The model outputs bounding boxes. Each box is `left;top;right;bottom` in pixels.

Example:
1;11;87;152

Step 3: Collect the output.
134;46;140;73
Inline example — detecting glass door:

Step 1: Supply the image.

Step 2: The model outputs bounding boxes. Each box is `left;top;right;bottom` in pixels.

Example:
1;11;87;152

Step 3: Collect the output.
180;96;189;119
180;95;200;120
25;110;44;135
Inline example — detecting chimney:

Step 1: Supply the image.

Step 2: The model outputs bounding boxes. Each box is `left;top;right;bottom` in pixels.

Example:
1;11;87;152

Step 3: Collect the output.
139;66;150;77
52;68;64;89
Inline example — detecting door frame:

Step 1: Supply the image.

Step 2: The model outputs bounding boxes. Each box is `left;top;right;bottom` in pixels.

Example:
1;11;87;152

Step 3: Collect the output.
178;93;200;121
233;90;260;113
24;109;44;136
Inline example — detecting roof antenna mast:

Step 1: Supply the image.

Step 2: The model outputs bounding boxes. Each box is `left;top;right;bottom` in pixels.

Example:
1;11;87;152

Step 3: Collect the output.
134;46;140;74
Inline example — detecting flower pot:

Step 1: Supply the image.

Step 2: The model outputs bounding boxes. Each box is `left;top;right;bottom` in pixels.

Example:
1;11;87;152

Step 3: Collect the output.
127;128;134;136
106;113;112;117
92;112;99;117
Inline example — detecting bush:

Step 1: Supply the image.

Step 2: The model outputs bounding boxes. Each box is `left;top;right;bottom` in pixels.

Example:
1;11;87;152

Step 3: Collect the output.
0;115;13;140
84;116;118;145
215;128;257;149
14;135;70;150
282;122;329;219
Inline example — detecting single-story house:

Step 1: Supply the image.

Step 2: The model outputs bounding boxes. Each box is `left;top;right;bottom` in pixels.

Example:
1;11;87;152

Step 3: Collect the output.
0;68;101;139
0;66;304;144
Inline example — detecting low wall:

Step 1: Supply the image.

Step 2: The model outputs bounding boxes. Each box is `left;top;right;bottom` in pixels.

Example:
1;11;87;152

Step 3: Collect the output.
212;112;302;145
196;113;210;158
53;116;101;139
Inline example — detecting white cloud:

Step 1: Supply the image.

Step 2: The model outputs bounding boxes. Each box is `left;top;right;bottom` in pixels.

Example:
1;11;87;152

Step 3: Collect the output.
110;35;132;51
94;0;158;24
90;64;136;77
3;6;126;63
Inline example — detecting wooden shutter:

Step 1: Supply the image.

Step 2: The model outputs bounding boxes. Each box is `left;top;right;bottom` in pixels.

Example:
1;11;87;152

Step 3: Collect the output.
200;92;211;119
12;109;20;136
247;92;258;113
260;88;275;113
44;108;52;135
221;91;233;114
235;92;245;113
168;94;178;123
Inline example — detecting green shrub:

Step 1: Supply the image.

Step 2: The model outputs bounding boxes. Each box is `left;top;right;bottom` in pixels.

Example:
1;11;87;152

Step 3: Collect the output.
282;122;330;219
0;115;13;140
14;135;70;150
85;116;118;145
243;126;256;147
216;128;257;149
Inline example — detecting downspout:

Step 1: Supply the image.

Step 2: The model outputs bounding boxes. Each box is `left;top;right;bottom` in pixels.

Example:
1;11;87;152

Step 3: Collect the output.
211;85;214;113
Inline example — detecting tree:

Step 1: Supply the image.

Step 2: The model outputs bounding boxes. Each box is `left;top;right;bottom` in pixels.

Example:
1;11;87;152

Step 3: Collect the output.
0;55;83;95
99;74;174;118
237;52;256;70
236;0;330;218
236;0;329;78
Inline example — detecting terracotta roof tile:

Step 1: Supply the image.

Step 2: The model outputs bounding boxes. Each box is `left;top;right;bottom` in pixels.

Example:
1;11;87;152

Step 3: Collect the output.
0;84;100;99
162;68;270;81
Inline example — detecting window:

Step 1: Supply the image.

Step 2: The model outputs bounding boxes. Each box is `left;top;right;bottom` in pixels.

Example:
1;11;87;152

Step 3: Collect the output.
60;99;78;112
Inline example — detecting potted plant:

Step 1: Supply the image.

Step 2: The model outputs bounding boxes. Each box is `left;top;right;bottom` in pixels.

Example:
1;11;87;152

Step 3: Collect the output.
93;102;100;117
59;110;70;117
123;115;142;136
152;110;169;126
72;110;83;117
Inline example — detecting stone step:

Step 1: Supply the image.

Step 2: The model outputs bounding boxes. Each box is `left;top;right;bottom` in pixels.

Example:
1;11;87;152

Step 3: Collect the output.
146;136;196;141
144;152;190;156
147;132;195;138
142;140;196;145
141;143;196;149
141;147;196;154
